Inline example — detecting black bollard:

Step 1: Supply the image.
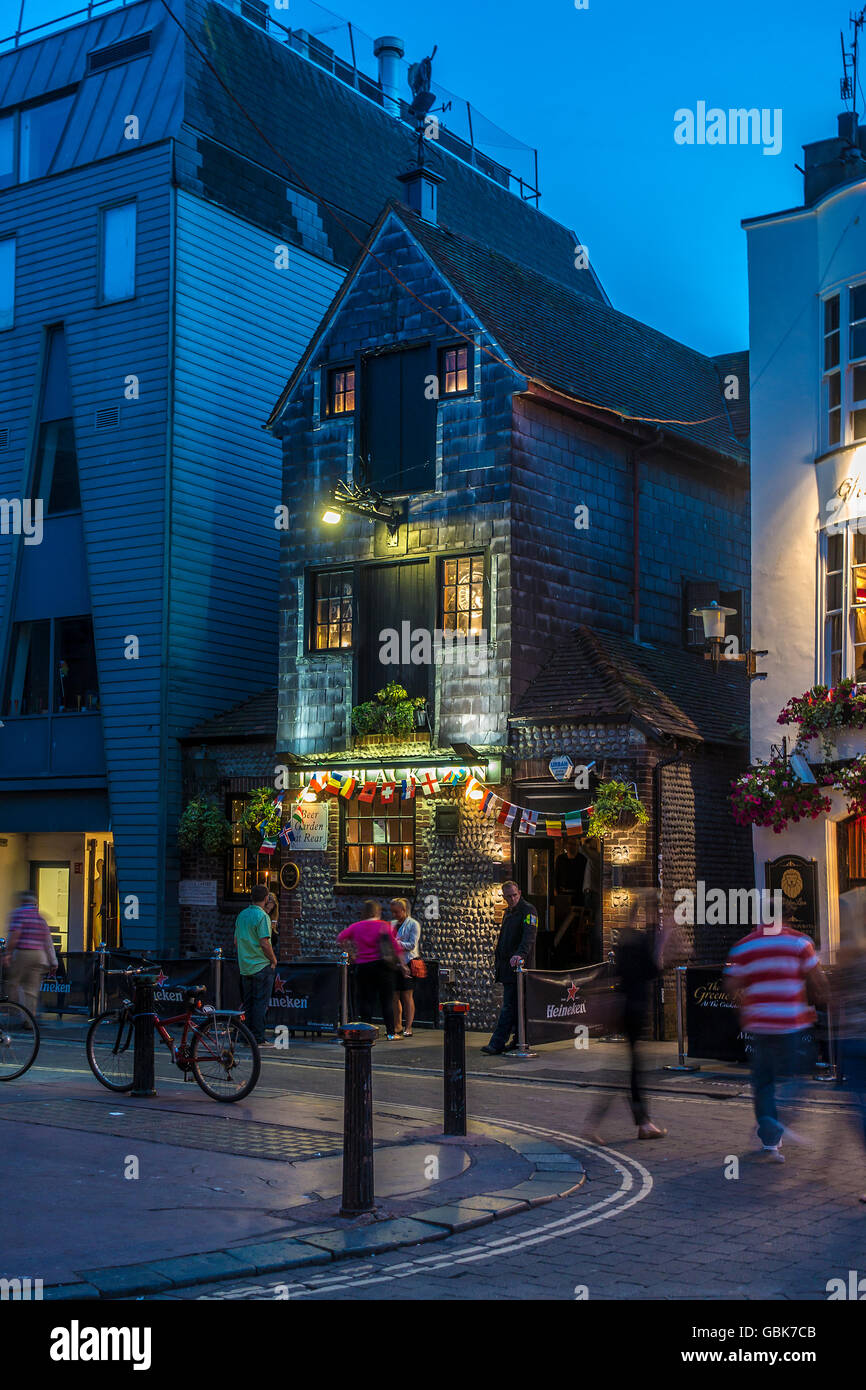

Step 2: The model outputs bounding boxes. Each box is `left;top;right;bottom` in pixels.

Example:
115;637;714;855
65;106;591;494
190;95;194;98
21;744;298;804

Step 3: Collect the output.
338;1023;377;1216
131;973;158;1098
439;1001;469;1136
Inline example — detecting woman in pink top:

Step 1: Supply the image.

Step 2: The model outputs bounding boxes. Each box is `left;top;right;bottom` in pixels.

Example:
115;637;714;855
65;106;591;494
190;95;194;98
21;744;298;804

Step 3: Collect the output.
338;899;406;1039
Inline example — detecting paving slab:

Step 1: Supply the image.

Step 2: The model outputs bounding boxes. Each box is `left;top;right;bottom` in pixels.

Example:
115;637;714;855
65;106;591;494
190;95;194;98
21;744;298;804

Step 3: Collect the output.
301;1218;450;1256
409;1202;501;1232
79;1264;175;1298
225;1239;332;1274
145;1251;258;1287
42;1283;101;1301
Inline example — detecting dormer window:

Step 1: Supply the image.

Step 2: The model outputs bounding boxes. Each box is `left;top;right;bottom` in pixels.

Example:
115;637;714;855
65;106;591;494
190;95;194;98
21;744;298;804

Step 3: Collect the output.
440;344;471;396
327;367;355;416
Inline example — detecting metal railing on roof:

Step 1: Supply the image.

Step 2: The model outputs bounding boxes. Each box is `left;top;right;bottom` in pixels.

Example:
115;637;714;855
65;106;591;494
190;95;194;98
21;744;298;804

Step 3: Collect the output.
2;0;541;205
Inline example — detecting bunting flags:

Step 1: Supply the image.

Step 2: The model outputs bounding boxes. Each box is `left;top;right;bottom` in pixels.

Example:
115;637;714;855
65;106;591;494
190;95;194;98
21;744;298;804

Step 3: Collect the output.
293;768;591;837
279;824;294;846
259;837;277;855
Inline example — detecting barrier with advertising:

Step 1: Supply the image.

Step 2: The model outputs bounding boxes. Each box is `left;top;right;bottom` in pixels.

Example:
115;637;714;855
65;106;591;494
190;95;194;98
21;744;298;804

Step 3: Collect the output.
684;965;748;1063
102;954;213;1012
39;952;95;1014
524;962;616;1045
361;959;440;1028
266;962;340;1032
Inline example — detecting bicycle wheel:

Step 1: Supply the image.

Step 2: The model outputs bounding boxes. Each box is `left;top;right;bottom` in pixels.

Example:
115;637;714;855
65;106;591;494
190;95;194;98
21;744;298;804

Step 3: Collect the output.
0;1000;39;1080
191;1016;260;1102
86;1009;135;1091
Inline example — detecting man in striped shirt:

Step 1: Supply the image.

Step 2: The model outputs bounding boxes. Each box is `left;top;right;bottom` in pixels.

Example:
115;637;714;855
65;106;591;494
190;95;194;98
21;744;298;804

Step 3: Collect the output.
724;915;827;1160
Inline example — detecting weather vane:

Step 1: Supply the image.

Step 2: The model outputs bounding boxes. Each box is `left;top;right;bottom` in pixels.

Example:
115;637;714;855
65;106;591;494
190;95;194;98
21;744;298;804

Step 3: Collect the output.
406;45;450;160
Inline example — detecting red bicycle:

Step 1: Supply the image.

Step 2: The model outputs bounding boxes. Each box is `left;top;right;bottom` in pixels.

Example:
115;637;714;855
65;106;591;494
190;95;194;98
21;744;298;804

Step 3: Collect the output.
86;969;260;1102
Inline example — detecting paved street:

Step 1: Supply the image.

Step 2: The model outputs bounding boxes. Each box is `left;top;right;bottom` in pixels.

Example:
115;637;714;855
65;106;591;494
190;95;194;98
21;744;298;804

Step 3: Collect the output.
4;1025;865;1302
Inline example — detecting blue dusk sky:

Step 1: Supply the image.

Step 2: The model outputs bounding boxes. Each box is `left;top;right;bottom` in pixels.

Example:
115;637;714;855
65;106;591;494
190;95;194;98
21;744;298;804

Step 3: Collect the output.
10;0;854;355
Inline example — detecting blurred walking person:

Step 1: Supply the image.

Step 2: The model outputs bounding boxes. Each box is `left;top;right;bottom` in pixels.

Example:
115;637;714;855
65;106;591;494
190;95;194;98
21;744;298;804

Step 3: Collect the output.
338;900;405;1040
583;891;667;1142
2;890;58;1017
833;901;866;1201
724;907;826;1161
391;897;421;1038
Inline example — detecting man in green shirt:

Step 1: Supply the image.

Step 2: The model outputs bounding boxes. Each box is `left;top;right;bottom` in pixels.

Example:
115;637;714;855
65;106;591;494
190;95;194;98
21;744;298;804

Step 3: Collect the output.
234;884;277;1044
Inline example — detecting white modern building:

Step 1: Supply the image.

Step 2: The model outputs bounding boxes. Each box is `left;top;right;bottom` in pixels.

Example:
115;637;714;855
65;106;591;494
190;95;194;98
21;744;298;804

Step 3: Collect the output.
746;108;866;954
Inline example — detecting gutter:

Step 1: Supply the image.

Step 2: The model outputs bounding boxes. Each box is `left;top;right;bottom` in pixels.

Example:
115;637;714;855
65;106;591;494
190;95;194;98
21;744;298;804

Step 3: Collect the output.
653;746;683;1040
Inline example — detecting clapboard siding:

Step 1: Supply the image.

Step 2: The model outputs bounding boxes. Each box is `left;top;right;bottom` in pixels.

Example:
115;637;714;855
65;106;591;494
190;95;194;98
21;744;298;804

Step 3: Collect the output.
169;190;343;736
0;142;171;948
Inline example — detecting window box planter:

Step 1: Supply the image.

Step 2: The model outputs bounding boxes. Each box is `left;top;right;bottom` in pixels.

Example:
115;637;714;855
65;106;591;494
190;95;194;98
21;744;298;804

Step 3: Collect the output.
351;731;432;749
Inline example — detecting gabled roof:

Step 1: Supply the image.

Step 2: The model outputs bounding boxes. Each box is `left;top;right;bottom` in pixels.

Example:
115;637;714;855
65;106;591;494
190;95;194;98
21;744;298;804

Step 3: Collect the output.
269;202;749;466
183;689;276;742
511;626;749;746
403;212;749;466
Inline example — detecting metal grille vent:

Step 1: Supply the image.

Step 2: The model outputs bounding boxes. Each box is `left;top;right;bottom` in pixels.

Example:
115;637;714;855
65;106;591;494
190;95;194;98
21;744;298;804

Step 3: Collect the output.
87;33;152;73
94;406;119;431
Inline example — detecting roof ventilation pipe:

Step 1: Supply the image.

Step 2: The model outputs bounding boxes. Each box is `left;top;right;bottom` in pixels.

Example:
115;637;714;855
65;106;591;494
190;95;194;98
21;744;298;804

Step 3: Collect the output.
374;35;405;117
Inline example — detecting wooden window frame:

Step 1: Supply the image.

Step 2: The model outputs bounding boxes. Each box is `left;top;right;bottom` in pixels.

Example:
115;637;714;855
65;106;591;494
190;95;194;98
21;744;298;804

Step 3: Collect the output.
339;796;416;886
308;568;354;654
326;364;356;418
438;550;489;636
439;343;473;397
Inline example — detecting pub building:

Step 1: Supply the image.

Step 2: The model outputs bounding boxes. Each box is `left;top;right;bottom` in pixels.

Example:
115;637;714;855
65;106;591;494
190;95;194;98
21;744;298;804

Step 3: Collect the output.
746;99;866;953
177;157;755;1034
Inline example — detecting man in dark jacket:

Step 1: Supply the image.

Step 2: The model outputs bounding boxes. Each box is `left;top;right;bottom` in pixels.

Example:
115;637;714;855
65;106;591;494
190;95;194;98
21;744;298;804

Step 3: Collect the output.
482;881;537;1055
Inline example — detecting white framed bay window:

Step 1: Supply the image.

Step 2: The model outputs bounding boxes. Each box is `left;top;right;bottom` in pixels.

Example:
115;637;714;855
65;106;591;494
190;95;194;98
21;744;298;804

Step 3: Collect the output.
823;524;866;684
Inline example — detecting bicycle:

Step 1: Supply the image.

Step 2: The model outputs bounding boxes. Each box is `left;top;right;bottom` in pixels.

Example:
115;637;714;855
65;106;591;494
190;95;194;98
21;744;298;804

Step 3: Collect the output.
86;968;260;1102
0;937;41;1081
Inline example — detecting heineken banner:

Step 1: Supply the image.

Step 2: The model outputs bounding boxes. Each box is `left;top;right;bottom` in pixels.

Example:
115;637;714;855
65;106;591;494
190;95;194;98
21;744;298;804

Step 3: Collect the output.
103;954;212;1011
524;963;618;1045
39;952;96;1015
265;962;340;1033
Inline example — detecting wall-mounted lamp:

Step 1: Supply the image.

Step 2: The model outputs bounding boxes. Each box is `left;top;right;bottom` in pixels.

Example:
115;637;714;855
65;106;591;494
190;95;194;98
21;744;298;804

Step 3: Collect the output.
319;481;404;537
690;601;767;679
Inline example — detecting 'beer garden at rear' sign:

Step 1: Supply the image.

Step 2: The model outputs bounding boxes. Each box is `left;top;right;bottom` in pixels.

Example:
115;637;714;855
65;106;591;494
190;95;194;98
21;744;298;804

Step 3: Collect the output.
549;756;574;782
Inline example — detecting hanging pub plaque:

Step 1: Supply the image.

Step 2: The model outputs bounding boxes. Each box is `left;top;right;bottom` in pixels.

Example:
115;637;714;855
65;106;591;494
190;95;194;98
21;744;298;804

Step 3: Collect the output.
764;855;819;945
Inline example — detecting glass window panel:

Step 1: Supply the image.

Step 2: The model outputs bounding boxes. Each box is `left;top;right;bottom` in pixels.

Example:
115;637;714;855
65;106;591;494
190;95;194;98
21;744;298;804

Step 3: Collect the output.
825;296;840;333
852;409;866;442
852;323;866;361
457;611;469;633
829;533;844;570
854;366;866;403
54;616;99;712
855;644;866;683
825;333;840;371
101;202;136;302
855;532;866;565
33;419;79;513
19;95;74;182
830;409;842;446
854;568;866;605
457;586;470;611
855;608;866;643
373;846;386;873
0;237;15;331
3;619;50;715
389;848;401;873
346;821;358;843
471;556;484;578
852;285;866;323
328;623;339;646
0;115;14;189
828;572;842;610
444;561;456;585
340;629;352;648
470;612;483;632
443;585;456;612
457;558;470;582
829;373;842;408
343;579;352;597
329;599;340;622
347;847;361;874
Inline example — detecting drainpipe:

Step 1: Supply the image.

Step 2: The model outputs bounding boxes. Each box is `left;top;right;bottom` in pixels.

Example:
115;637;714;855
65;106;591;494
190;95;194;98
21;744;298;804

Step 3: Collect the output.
631;429;664;643
653;747;683;1040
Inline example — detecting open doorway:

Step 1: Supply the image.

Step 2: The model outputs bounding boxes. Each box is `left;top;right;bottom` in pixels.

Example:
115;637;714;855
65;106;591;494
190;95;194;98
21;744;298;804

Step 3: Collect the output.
515;836;602;969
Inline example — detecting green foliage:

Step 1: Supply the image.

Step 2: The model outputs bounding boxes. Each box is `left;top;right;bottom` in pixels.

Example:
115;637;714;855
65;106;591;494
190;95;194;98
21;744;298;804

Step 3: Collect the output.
585;780;649;838
352;683;426;735
240;787;283;848
177;796;232;856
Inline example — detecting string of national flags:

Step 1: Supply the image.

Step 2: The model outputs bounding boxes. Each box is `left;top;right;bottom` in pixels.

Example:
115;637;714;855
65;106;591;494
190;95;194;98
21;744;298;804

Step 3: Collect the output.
254;774;594;854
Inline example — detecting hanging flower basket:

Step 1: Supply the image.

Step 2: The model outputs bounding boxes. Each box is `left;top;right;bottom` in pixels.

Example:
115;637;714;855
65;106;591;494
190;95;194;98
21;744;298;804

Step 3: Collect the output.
778;679;866;760
585;781;649;838
832;754;866;817
240;787;283;852
177;796;232;856
729;757;832;833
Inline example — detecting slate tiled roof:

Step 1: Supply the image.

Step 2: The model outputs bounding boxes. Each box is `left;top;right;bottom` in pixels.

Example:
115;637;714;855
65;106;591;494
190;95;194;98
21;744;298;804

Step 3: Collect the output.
182;0;603;300
183;689;277;742
404;212;749;466
511;626;749;746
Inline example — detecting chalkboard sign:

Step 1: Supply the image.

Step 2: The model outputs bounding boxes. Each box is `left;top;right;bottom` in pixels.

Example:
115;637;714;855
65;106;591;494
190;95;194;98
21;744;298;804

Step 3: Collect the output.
684;965;748;1063
764;855;819;945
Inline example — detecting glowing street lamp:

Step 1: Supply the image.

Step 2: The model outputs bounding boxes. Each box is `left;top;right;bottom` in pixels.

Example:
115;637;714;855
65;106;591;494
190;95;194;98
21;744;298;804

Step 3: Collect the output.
690;601;767;679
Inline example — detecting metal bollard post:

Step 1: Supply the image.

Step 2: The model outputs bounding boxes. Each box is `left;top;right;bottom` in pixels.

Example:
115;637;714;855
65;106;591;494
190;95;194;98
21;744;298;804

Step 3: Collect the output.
211;946;223;1010
814;1001;838;1083
506;961;537;1060
339;950;350;1027
663;965;700;1072
95;941;110;1015
338;1022;377;1216
131;972;158;1098
439;1001;469;1135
